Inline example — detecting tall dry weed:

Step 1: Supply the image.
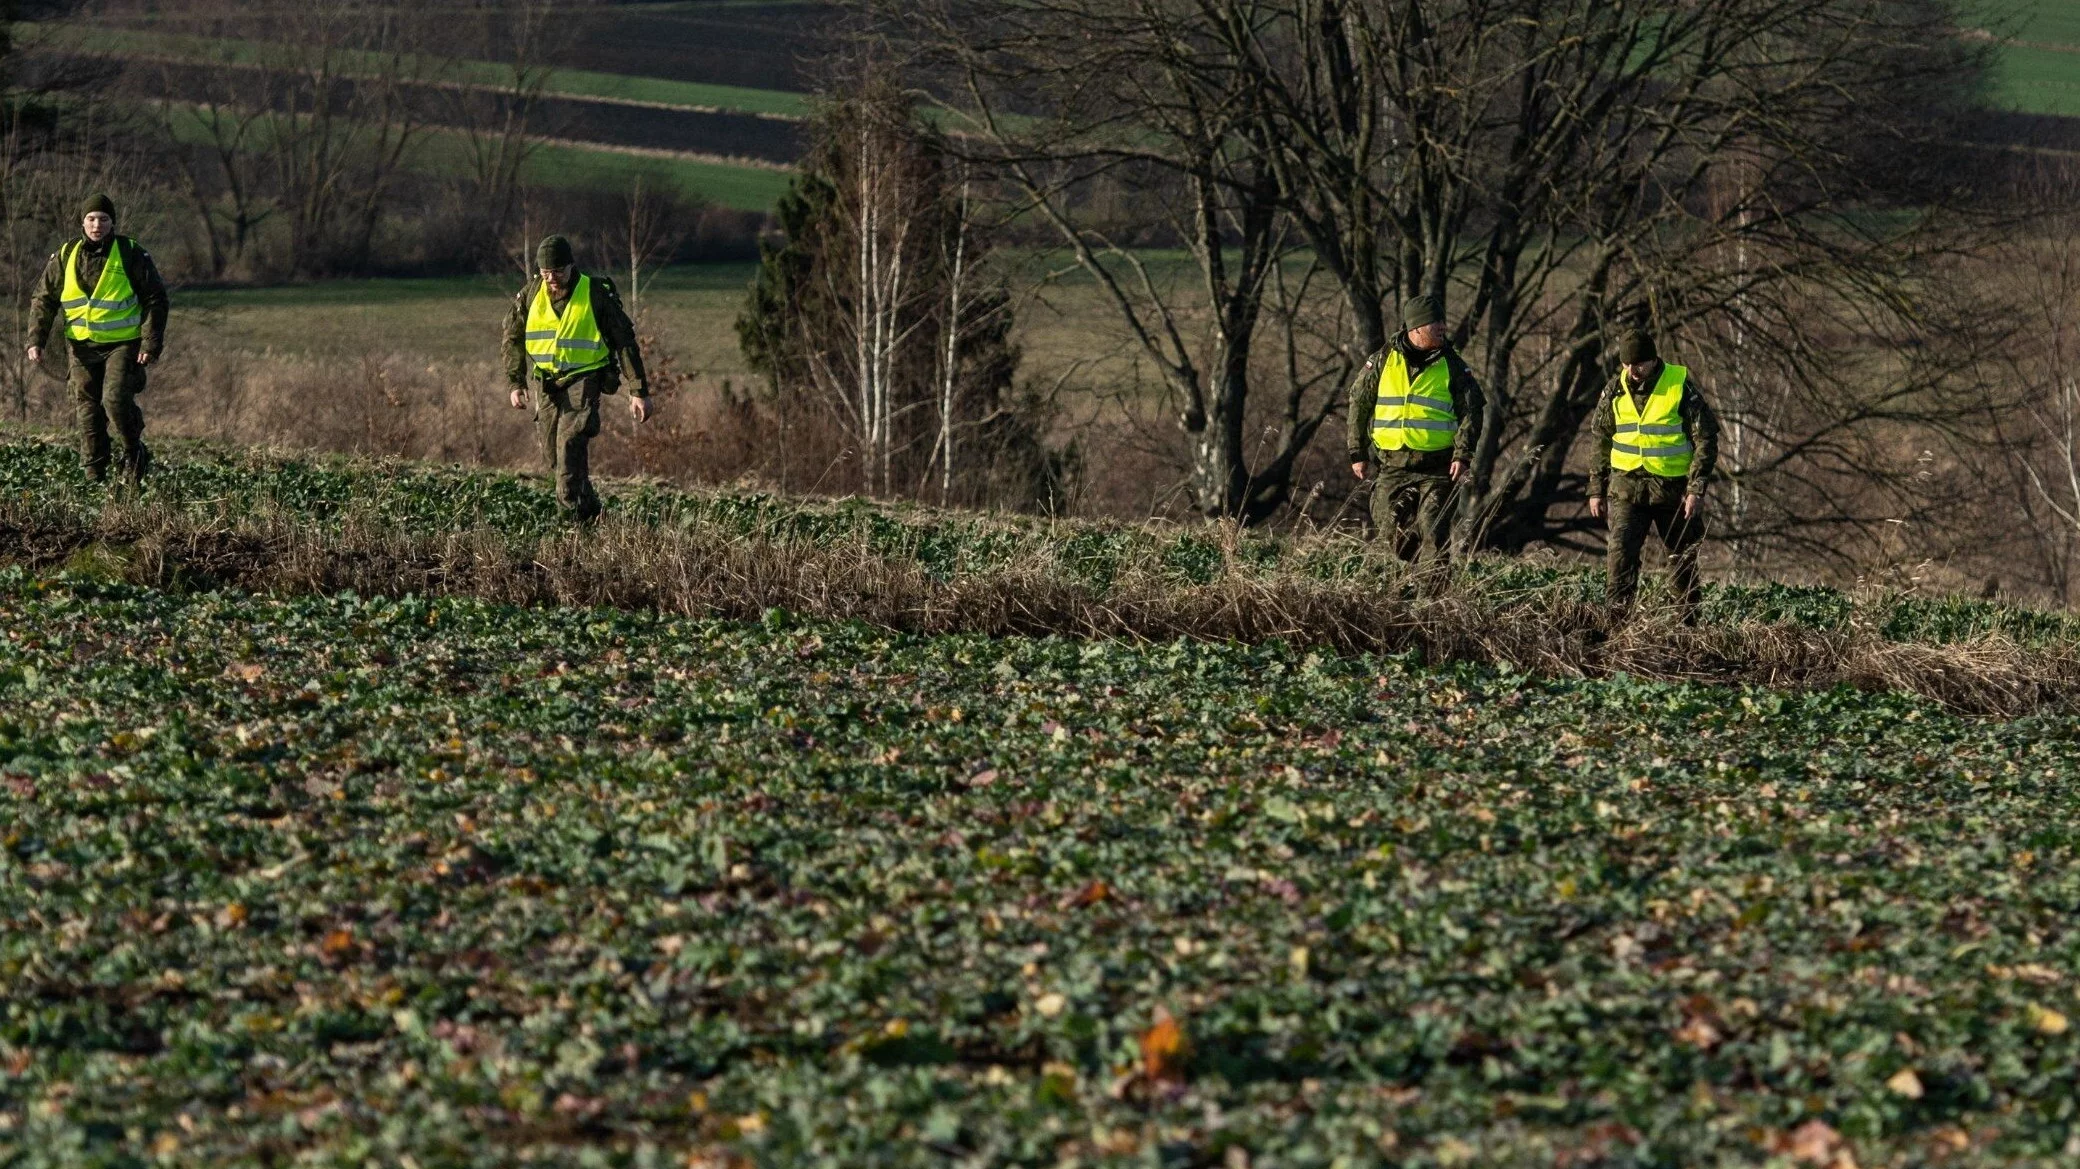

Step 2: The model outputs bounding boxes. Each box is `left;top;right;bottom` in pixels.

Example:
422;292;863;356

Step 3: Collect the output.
4;491;2075;717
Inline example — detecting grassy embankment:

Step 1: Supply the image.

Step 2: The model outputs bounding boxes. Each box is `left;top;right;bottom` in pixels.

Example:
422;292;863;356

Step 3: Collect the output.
0;435;2074;713
3;436;2080;1165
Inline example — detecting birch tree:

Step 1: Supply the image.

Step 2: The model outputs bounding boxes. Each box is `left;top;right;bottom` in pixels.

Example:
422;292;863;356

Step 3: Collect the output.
738;82;1023;502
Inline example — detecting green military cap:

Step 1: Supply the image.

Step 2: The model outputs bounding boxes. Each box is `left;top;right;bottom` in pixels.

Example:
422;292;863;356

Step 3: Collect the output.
536;234;575;269
1401;293;1444;330
80;192;115;218
1617;330;1658;365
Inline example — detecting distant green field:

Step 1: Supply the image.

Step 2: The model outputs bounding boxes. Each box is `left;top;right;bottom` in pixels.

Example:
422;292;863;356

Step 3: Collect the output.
1968;0;2080;117
181;265;762;312
511;142;791;212
156;104;793;214
16;21;812;120
498;66;809;120
1990;43;2080;118
1966;0;2080;45
168;264;757;369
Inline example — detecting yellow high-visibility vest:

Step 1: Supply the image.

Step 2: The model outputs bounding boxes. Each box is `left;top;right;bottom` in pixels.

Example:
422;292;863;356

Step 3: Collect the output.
1610;364;1693;478
524;275;611;380
59;238;141;344
1370;350;1457;453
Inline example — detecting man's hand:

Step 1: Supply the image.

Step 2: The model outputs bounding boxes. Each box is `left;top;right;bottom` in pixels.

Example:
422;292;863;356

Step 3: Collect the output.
137;350;154;366
25;346;40;365
1350;461;1368;481
509;387;527;410
1682;493;1702;520
1588;496;1604;519
630;396;650;424
1449;460;1464;483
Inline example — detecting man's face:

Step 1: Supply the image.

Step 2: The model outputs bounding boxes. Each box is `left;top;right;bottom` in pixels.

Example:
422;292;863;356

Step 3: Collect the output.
81;213;113;242
1624;359;1660;385
542;264;574;294
1406;322;1446;351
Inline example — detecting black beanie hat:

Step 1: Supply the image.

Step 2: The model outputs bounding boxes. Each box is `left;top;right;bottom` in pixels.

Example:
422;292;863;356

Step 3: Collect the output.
1617;330;1659;365
536;234;575;269
1401;293;1445;330
80;193;115;219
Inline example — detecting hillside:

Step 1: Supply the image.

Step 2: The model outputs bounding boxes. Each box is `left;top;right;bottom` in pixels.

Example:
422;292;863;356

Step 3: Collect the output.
22;0;2077;217
13;3;831;212
2;438;2079;1165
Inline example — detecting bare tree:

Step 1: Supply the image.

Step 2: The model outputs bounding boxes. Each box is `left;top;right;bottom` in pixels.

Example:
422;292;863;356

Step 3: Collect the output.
898;0;2009;555
436;0;556;259
114;1;446;278
899;1;1349;522
935;173;972;503
739;77;1025;503
149;55;275;281
1994;209;2080;603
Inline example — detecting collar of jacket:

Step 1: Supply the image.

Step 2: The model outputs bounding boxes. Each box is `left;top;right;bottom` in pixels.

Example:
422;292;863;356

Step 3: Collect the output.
1620;360;1664;397
537;272;584;308
79;236;113;257
1392;332;1451;373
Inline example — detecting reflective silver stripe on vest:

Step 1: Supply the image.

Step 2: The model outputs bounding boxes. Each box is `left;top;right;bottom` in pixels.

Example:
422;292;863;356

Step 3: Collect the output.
1634;423;1686;436
1376;418;1458;432
89;314;141;331
59;297;88;309
525;330;559;341
1374;393;1455;412
1612;440;1692;456
558;338;605;351
88;297;136;311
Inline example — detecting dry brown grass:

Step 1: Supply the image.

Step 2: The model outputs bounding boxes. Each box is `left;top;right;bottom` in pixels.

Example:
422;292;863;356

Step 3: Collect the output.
6;491;2077;717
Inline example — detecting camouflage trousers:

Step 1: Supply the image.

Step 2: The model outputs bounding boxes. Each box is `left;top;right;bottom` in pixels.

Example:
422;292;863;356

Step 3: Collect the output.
532;372;605;522
69;341;150;485
1371;469;1454;567
1606;475;1705;620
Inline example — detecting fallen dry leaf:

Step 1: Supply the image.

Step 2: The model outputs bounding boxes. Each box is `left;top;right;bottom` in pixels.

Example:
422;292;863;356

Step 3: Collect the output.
1674;1016;1721;1050
1062;879;1109;909
1789;1118;1843;1166
1886;1067;1924;1099
1140;1007;1189;1083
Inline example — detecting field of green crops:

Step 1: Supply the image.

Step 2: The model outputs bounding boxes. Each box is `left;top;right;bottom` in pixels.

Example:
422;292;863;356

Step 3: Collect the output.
1971;0;2080;117
24;5;817;213
1;439;2079;1165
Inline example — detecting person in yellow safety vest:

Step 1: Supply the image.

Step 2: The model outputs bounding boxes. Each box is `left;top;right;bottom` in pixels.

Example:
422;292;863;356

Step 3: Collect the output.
1587;329;1721;623
500;235;652;522
1345;294;1485;567
25;193;170;489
